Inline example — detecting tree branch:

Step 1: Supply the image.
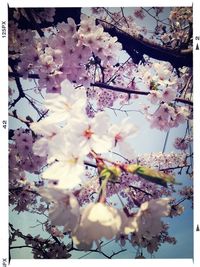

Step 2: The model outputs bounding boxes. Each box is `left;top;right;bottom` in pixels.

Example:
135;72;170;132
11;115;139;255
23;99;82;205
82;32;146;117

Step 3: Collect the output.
141;7;170;26
24;9;44;37
97;19;193;68
129;185;153;196
9;77;25;109
9;73;193;106
92;82;193;106
69;243;126;259
9;7;81;30
84;160;97;168
92;82;149;95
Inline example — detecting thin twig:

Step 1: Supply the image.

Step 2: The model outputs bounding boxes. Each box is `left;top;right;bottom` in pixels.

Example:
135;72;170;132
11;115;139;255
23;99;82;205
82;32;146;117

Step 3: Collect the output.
162;130;170;153
141;8;170;26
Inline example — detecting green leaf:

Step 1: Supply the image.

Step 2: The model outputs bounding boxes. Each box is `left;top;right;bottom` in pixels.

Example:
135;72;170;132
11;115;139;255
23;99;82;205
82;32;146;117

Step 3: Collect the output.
124;164;140;174
136;166;177;187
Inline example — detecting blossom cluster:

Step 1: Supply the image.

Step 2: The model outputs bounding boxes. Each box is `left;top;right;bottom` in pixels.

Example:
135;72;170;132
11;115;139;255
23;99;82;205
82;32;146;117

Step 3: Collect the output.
10;128;46;175
10;14;122;93
136;62;191;131
173;135;192;150
131;222;176;255
24;233;71;259
160;7;192;49
149;104;190;131
38;186;172;251
169;7;192;24
137;151;188;169
30;78;138;190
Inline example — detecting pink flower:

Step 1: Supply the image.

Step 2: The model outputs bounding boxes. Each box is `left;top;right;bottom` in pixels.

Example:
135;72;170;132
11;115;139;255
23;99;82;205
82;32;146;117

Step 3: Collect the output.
174;137;188;150
148;90;162;104
162;87;177;102
174;106;190;125
134;8;145;20
150;103;176;131
57;18;77;37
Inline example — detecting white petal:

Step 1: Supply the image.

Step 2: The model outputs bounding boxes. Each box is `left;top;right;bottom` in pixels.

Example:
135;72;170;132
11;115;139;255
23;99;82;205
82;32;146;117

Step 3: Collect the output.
33;138;48;157
91;135;112;153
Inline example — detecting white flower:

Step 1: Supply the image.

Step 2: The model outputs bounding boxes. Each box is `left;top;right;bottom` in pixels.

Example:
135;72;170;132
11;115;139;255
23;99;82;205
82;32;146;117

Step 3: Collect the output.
108;117;138;158
153;62;171;82
31;120;61;157
42;138;85;189
38;187;80;233
125;198;171;240
67;111;113;155
175;106;190;124
152;62;178;87
44;79;87;124
72;203;121;250
137;64;152;87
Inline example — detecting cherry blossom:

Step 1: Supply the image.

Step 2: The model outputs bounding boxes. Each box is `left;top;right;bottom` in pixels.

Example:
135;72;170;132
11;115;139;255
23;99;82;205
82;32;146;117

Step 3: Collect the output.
41;140;85;189
134;8;145;20
162;87;177;102
38;187;80;233
174;137;190;150
147;90;162;104
44;79;87;124
72;203;121;249
108;117;138;157
31;120;61;157
125;198;171;240
66;111;113;155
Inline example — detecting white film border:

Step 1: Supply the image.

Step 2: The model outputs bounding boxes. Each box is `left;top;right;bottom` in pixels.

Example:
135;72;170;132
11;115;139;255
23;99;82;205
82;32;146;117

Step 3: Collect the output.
1;0;200;266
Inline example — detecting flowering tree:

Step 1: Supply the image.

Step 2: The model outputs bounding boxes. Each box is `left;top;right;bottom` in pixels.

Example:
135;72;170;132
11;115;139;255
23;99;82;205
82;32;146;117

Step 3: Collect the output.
9;7;193;259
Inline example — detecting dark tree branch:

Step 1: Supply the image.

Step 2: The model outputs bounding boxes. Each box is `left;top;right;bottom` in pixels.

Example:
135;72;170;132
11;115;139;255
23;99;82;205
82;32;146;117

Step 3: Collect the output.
84;160;97;168
9;72;39;79
159;165;191;172
97;19;193;68
92;82;193;106
24;9;44;37
9;77;25;108
69;243;126;259
174;97;193;106
8;7;81;30
129;185;153;196
9;59;26;108
9;73;193;106
9;111;30;127
9;187;39;196
24;95;42;116
92;82;149;95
